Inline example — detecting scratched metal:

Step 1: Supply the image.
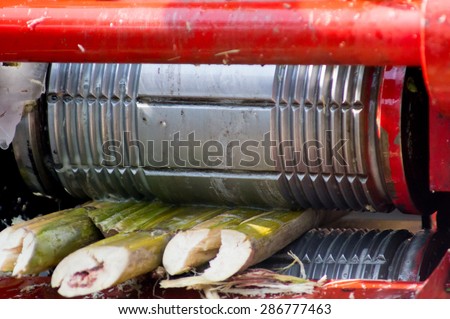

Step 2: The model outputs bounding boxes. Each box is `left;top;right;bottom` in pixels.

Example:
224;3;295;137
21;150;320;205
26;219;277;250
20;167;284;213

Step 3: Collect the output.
41;63;392;210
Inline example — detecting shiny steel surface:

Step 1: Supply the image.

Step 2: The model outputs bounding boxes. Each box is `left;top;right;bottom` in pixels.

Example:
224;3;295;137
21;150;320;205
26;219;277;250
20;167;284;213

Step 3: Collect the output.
41;63;404;211
274;65;388;211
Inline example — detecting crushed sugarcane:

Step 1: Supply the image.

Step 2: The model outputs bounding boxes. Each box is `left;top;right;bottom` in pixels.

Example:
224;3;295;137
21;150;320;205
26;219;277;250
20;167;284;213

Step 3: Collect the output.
160;268;325;298
276;250;307;278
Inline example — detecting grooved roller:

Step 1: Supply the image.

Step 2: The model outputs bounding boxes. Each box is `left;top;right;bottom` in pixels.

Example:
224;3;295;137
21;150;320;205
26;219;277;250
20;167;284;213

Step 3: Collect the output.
256;228;450;281
13;64;431;213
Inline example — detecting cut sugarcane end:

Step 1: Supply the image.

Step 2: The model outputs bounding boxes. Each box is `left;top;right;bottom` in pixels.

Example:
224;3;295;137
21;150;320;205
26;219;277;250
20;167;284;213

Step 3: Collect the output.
161;230;253;288
51;247;129;298
202;229;252;282
12;232;36;276
163;229;221;275
0;251;19;272
0;228;28;272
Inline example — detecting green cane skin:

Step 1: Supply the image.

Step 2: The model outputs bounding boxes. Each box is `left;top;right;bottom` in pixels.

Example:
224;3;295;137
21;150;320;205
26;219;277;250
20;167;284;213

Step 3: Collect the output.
16;215;103;275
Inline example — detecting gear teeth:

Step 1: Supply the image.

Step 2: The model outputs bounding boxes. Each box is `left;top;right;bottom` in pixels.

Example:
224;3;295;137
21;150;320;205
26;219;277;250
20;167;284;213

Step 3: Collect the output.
363;255;373;264
254;228;449;282
350;254;360;264
337;255;347;264
325;255;336;264
314;255;324;264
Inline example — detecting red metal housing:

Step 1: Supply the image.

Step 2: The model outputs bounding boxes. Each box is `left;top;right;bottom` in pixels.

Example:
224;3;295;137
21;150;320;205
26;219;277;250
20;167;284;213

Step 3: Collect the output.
0;0;448;299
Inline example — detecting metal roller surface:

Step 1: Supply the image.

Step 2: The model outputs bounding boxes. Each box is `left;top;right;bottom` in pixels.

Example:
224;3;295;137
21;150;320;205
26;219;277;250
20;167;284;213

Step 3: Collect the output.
257;228;450;281
12;63;431;213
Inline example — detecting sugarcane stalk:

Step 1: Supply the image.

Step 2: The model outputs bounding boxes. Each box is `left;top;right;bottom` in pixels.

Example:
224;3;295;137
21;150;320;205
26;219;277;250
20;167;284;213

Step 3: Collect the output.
0;207;76;272
89;202;204;236
52;230;171;298
89;201;228;236
162;208;335;285
13;210;103;276
86;201;138;224
90;202;149;236
162;209;277;275
51;206;227;297
105;202;174;236
0;207;102;275
0;202;128;275
204;209;323;281
142;206;229;231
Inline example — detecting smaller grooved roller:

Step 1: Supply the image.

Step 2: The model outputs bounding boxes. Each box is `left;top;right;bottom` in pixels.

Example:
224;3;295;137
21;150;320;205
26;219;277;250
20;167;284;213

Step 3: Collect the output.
12;64;432;213
256;228;450;281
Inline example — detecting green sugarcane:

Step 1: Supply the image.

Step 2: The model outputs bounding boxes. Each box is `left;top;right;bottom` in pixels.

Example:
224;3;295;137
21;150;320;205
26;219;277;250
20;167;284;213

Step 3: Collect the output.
162;209;338;285
106;202;174;235
0;207;84;272
92;202;149;235
90;201;228;236
0;207;102;275
1;201;159;275
51;206;228;297
12;209;103;276
153;206;229;231
87;201;138;224
52;230;171;298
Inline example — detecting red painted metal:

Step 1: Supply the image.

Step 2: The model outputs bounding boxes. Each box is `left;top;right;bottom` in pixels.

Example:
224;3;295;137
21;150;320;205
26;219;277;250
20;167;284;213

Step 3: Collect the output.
415;249;450;298
422;0;450;192
0;0;421;65
0;0;447;301
377;66;419;214
308;249;450;299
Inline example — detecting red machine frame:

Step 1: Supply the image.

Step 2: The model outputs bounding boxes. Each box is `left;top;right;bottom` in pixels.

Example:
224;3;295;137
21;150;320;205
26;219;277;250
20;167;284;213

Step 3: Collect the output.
0;0;448;298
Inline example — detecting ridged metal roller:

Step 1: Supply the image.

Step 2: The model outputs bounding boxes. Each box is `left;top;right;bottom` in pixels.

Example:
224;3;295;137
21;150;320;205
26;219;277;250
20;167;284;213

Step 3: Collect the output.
12;63;431;213
256;228;450;281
